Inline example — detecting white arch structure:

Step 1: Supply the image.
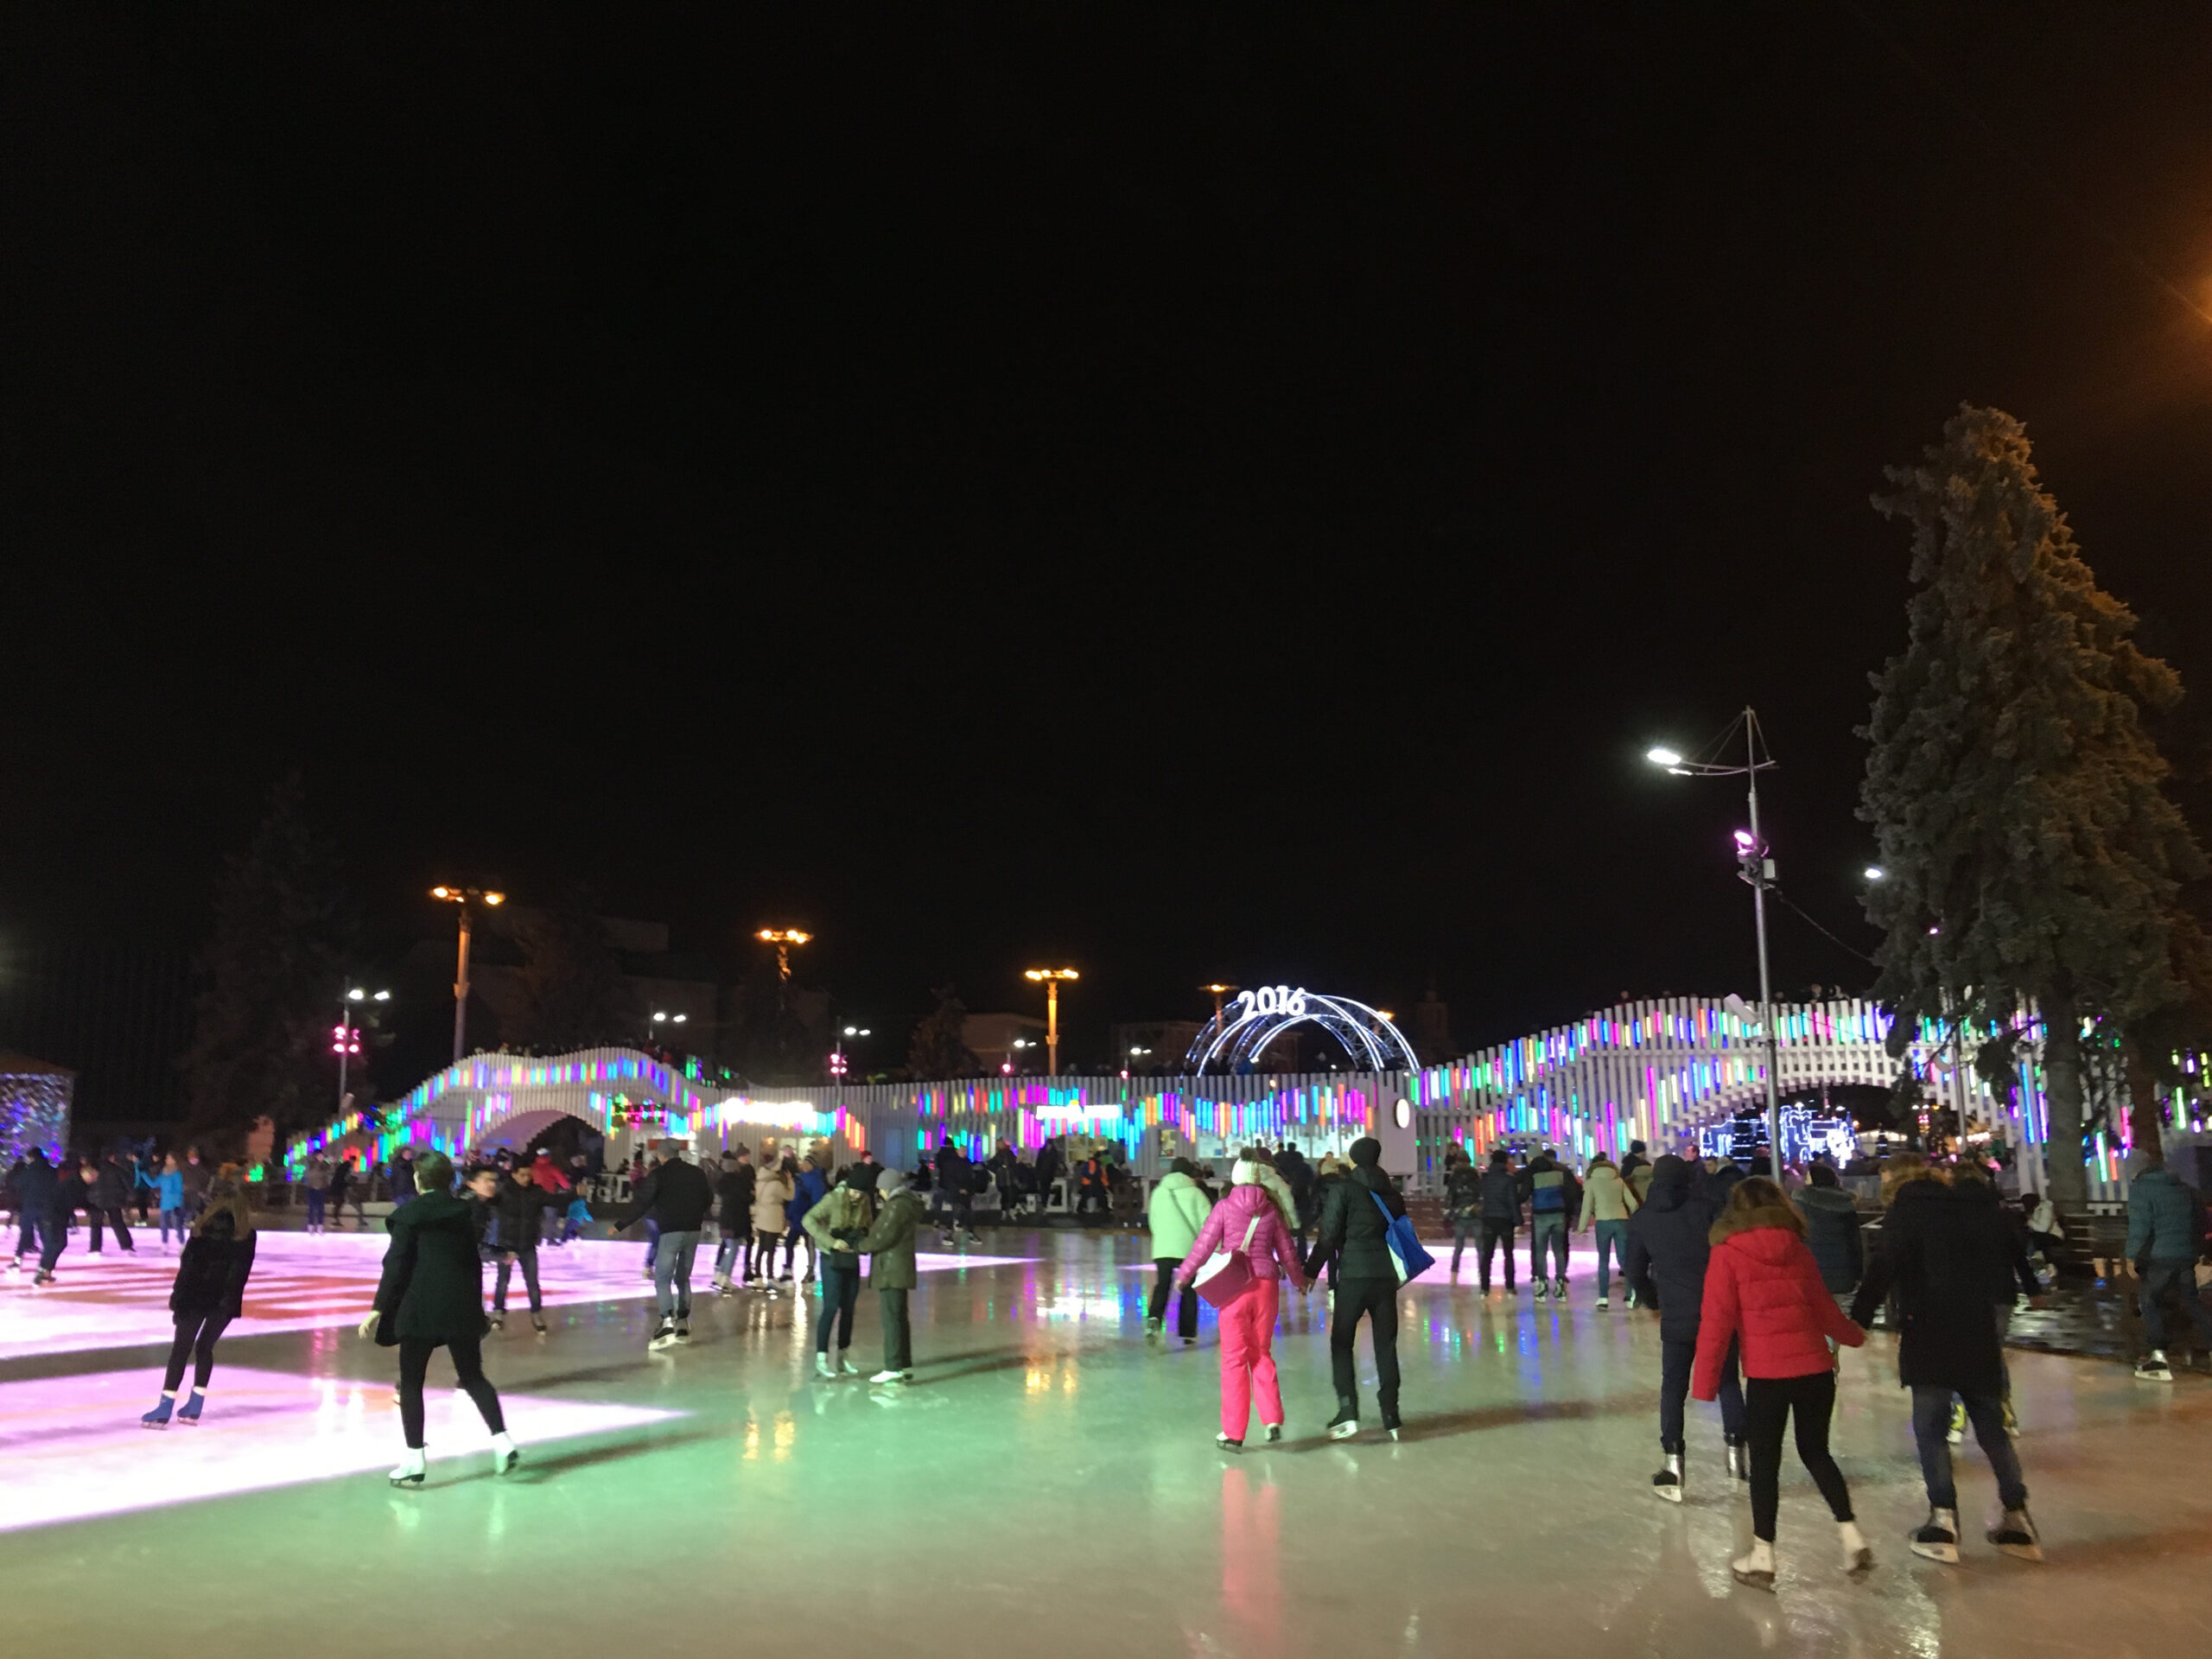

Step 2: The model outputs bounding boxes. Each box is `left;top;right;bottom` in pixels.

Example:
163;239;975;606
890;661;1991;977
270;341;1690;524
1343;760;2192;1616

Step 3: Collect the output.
1185;986;1422;1074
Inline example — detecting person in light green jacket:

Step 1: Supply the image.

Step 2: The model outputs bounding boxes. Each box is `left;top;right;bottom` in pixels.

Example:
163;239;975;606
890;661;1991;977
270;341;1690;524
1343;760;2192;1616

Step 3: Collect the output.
1578;1154;1638;1308
853;1168;926;1384
1146;1159;1215;1345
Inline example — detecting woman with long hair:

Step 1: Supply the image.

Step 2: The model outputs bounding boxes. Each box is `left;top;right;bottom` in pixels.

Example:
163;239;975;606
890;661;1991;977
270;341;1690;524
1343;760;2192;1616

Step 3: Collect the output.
359;1151;518;1486
142;1176;257;1427
1694;1176;1870;1589
750;1153;796;1295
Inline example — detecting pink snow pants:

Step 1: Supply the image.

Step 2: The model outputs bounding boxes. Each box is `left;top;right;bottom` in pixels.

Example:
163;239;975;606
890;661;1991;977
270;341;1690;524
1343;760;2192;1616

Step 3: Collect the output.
1217;1279;1283;1439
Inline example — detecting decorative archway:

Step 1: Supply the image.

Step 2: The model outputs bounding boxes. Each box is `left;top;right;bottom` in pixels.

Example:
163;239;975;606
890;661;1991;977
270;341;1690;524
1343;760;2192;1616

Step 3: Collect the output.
1185;985;1421;1075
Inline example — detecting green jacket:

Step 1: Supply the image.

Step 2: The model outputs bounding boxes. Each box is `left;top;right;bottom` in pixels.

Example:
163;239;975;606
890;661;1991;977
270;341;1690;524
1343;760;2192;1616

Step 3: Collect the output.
2126;1166;2206;1262
857;1188;926;1289
803;1187;875;1271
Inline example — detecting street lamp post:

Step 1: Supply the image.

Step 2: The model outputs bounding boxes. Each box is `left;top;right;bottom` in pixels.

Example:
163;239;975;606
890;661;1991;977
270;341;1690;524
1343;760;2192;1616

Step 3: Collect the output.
755;928;811;981
430;886;505;1064
1646;709;1783;1169
1024;968;1078;1077
650;1010;689;1049
334;985;391;1116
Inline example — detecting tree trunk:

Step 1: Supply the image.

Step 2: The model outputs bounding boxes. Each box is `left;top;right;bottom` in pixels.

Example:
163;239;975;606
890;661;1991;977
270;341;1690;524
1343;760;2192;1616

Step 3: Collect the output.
2042;995;2088;1211
2120;1037;2165;1167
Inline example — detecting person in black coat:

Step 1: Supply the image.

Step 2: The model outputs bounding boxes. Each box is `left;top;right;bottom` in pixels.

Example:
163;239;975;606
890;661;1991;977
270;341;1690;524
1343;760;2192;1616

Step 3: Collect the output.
142;1178;257;1427
361;1153;516;1485
10;1147;63;1274
1623;1154;1745;1500
1313;1137;1407;1440
489;1166;559;1332
1851;1160;2044;1561
1475;1149;1522;1294
88;1154;137;1255
1791;1163;1866;1294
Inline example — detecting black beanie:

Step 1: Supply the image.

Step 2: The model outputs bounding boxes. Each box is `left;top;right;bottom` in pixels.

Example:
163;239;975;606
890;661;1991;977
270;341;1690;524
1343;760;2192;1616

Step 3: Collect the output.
1350;1136;1382;1167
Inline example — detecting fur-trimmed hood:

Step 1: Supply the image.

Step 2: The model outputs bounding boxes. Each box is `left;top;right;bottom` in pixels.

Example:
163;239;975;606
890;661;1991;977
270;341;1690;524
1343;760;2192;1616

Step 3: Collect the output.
1708;1203;1806;1249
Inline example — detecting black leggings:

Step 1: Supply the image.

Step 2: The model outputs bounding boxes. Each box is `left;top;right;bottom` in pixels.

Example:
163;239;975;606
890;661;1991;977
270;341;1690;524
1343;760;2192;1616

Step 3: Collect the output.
397;1336;505;1450
1744;1370;1853;1541
163;1311;232;1391
1149;1258;1199;1340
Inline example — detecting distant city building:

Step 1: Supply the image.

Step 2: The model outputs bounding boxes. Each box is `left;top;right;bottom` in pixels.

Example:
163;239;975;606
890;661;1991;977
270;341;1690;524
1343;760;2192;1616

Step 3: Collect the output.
962;1012;1047;1074
1111;1020;1205;1073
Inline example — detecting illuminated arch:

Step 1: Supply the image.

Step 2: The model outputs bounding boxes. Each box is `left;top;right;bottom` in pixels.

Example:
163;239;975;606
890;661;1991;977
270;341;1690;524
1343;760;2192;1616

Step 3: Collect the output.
1185;986;1421;1074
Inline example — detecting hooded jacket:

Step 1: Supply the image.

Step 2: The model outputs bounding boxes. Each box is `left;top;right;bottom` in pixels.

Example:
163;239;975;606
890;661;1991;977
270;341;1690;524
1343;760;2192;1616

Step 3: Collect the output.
716;1161;756;1224
752;1168;796;1234
1444;1163;1482;1219
372;1190;490;1345
1693;1205;1863;1396
1176;1181;1307;1290
1314;1161;1405;1282
1579;1161;1636;1225
1790;1183;1866;1293
1147;1170;1214;1261
1622;1155;1719;1343
171;1210;257;1319
1517;1155;1578;1223
790;1162;831;1226
802;1185;876;1272
856;1186;926;1289
11;1151;61;1219
2126;1166;2207;1263
1478;1162;1522;1224
1850;1177;2035;1395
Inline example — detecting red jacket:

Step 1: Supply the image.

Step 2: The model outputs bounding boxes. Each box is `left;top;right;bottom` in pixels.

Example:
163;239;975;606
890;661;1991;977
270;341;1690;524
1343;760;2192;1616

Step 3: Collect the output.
1693;1211;1863;1399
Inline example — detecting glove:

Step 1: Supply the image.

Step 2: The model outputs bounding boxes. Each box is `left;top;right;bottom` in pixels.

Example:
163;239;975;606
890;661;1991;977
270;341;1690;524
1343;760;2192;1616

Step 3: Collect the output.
357;1311;380;1339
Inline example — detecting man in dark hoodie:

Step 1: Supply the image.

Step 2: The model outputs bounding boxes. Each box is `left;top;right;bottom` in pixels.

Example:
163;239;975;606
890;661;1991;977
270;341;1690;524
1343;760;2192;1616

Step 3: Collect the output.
1624;1153;1746;1502
87;1153;138;1255
1791;1164;1865;1298
1476;1149;1521;1294
10;1147;63;1276
605;1148;715;1351
1315;1136;1408;1440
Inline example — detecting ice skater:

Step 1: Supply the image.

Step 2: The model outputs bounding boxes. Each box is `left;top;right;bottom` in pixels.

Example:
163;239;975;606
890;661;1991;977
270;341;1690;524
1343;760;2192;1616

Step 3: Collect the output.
605;1144;715;1350
750;1154;794;1293
302;1155;330;1235
1694;1177;1870;1590
1176;1156;1306;1452
852;1165;924;1384
359;1150;518;1486
711;1147;755;1292
489;1161;557;1334
10;1147;64;1278
802;1166;876;1376
142;1176;257;1427
1624;1154;1745;1502
1145;1157;1213;1345
1313;1137;1408;1440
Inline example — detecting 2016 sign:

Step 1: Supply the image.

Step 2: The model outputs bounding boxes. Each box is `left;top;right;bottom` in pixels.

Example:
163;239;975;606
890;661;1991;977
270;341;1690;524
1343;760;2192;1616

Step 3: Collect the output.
1236;985;1308;1018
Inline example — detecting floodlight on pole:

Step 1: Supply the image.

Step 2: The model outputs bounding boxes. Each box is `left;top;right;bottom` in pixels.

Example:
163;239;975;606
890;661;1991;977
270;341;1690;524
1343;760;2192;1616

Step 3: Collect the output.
756;928;811;981
1024;967;1079;1077
430;887;505;1063
1643;709;1784;1166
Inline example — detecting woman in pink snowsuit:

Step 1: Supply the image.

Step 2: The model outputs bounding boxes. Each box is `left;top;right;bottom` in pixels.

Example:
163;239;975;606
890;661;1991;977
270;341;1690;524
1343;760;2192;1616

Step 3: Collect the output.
1178;1159;1308;1450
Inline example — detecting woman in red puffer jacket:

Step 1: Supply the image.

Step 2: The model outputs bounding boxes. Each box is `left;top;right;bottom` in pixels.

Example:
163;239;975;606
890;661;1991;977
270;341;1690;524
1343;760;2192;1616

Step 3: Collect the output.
1694;1177;1871;1591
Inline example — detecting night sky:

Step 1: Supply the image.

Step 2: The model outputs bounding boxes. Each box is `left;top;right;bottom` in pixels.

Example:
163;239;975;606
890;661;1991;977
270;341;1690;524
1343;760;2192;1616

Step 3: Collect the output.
7;5;2212;1069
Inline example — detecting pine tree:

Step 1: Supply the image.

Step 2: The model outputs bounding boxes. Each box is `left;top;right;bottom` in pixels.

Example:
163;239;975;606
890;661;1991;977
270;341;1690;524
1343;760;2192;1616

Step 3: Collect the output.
180;776;353;1156
1859;405;2205;1207
906;984;980;1079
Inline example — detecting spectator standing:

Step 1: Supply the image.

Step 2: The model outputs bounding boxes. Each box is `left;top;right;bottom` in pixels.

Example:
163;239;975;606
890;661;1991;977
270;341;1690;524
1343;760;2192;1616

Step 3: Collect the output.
2126;1155;2212;1382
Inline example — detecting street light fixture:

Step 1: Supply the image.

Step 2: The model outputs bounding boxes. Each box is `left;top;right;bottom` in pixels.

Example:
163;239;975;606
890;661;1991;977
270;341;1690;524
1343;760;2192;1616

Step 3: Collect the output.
332;984;391;1116
1200;982;1240;1020
1645;708;1784;1167
1024;968;1079;1077
1864;866;1886;881
430;887;505;1063
755;928;811;981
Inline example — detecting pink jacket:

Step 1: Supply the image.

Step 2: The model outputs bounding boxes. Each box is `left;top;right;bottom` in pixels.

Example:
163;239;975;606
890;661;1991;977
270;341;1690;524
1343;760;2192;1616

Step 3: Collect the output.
1176;1183;1307;1291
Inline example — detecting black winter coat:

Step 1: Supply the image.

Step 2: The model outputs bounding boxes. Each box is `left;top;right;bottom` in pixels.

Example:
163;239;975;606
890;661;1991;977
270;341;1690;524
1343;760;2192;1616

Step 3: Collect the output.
608;1158;715;1232
1850;1179;2037;1395
92;1161;132;1209
171;1212;257;1319
1791;1185;1866;1293
11;1154;61;1218
1622;1156;1722;1344
492;1177;558;1250
716;1165;756;1224
1478;1166;1522;1224
372;1190;490;1346
1444;1166;1482;1217
1316;1164;1405;1282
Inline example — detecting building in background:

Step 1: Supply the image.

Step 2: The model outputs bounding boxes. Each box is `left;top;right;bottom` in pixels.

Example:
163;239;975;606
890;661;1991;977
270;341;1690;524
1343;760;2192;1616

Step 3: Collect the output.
962;1012;1047;1074
1110;1020;1205;1073
0;1050;73;1162
1402;989;1457;1065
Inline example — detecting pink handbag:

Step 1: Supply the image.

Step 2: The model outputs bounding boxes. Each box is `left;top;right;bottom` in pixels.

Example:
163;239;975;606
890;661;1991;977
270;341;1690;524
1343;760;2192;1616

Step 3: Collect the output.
1194;1215;1263;1308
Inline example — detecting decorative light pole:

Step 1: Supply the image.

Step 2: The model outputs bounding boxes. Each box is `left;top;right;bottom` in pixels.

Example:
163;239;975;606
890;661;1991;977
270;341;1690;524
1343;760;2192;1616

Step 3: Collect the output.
1024;968;1079;1077
333;985;391;1115
755;928;811;981
1201;982;1239;1020
1646;709;1783;1168
430;886;505;1064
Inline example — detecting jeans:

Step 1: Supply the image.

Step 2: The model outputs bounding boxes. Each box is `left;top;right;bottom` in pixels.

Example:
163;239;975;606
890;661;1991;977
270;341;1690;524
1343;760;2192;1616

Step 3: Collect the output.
1451;1216;1476;1271
89;1208;133;1252
2139;1257;2212;1350
1330;1276;1401;1416
1592;1219;1628;1298
493;1248;543;1313
1744;1371;1853;1541
817;1262;861;1353
715;1229;747;1281
159;1206;188;1243
1217;1280;1283;1439
1660;1334;1745;1452
652;1229;701;1320
163;1311;232;1391
1149;1258;1199;1340
644;1217;660;1269
1478;1221;1516;1291
1530;1213;1567;1281
785;1223;815;1279
880;1287;912;1371
397;1336;504;1450
304;1189;326;1229
1910;1385;2027;1510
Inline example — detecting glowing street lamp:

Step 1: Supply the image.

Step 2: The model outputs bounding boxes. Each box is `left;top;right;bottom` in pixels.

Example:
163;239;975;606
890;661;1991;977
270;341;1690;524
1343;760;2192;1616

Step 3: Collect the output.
1864;866;1886;882
1201;982;1240;1020
333;984;391;1113
430;887;505;1063
756;928;811;981
1645;708;1783;1166
650;1010;689;1045
1024;967;1079;1077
